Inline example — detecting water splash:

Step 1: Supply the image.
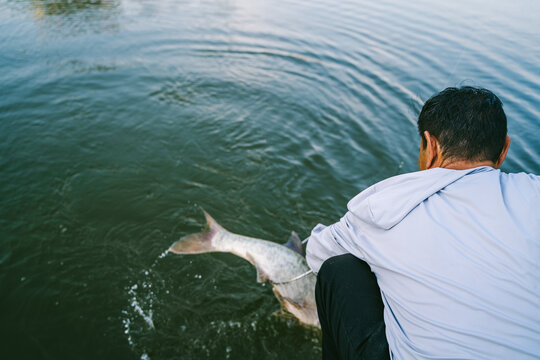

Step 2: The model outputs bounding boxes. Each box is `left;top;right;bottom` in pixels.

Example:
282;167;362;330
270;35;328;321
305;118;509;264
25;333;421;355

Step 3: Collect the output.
128;283;155;329
121;249;171;352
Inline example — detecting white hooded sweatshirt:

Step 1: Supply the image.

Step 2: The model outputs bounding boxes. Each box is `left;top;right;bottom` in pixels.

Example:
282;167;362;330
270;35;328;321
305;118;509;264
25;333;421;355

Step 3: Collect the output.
306;166;540;359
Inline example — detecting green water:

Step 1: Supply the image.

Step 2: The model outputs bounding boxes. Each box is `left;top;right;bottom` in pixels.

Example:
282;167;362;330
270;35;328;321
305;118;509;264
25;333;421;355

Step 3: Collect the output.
1;0;539;358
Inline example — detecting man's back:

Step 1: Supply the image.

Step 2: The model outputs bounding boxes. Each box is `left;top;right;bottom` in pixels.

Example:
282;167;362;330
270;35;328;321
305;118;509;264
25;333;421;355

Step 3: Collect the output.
306;167;540;359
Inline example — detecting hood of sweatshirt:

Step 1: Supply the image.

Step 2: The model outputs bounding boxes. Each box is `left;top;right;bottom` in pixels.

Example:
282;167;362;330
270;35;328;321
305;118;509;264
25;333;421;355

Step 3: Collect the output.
347;166;495;230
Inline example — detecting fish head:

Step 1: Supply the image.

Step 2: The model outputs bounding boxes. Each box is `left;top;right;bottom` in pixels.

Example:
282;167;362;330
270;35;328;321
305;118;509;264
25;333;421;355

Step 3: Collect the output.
281;297;320;328
272;275;320;328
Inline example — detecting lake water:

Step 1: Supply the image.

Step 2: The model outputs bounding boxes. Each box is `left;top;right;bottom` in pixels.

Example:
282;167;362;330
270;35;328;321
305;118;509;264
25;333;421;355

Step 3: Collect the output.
1;0;539;358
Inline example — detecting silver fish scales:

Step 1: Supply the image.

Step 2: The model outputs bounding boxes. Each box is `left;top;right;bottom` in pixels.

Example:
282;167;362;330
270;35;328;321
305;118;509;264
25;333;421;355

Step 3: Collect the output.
169;211;319;328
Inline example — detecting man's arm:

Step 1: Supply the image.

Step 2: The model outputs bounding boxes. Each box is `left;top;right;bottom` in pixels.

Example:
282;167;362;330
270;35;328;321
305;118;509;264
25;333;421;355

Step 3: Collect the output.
306;213;366;274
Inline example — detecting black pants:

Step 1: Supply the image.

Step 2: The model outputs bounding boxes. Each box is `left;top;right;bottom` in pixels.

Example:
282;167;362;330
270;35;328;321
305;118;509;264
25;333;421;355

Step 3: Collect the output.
315;254;390;360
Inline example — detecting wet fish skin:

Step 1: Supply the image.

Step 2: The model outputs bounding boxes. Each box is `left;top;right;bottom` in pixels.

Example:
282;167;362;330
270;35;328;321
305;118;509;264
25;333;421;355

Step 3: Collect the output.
169;211;320;328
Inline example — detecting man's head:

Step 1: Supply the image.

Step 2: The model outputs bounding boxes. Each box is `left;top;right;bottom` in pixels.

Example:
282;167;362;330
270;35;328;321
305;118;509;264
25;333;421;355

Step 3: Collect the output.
417;86;510;170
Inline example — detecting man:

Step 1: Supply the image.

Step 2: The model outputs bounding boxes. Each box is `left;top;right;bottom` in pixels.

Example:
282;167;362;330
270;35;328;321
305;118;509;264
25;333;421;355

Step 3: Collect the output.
306;87;540;359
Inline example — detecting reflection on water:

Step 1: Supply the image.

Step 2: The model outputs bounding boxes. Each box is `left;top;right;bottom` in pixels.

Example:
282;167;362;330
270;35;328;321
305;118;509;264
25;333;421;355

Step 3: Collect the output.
28;0;120;34
31;0;118;16
1;0;539;359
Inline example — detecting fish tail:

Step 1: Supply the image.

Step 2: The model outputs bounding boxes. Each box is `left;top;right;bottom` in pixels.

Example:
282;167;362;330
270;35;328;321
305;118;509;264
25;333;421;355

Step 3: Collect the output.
169;210;224;254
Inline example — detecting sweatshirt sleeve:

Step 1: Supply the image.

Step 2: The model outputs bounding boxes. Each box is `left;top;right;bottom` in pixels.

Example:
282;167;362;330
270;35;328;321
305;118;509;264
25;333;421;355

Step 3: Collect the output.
305;212;367;274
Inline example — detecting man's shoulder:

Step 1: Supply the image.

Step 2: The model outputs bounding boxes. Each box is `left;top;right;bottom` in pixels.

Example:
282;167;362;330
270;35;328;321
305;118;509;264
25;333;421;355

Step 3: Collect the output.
347;167;488;230
347;167;539;230
498;170;540;199
501;170;540;183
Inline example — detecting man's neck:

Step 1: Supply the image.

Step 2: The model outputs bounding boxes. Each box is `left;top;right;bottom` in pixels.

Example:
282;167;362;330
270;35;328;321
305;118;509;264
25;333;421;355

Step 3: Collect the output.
439;159;496;170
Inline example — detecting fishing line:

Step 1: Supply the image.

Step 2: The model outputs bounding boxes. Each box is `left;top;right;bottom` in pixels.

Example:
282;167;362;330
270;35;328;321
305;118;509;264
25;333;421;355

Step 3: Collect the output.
272;270;313;285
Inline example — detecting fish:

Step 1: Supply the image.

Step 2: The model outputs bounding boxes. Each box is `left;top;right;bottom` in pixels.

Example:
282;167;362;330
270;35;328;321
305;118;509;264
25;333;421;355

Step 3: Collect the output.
168;211;320;328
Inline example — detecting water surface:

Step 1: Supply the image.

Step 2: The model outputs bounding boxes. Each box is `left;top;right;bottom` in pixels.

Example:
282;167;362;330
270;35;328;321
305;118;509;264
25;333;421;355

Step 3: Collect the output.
1;0;539;358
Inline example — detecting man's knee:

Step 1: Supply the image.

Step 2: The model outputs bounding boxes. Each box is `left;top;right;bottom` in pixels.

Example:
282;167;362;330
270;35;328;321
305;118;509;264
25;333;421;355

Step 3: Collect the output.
316;254;371;305
318;254;371;284
316;254;382;310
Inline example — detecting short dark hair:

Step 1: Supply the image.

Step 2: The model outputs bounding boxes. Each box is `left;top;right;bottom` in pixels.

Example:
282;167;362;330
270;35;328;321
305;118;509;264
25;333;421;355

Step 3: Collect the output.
418;86;507;163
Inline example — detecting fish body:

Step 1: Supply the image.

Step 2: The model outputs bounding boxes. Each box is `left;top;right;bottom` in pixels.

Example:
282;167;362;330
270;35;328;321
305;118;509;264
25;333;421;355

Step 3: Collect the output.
169;211;319;328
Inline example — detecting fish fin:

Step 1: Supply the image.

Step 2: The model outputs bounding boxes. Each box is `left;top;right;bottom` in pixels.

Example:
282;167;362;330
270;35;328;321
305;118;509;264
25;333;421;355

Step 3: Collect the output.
169;210;223;254
272;288;304;310
283;231;304;256
202;210;225;232
245;252;268;283
283;296;304;310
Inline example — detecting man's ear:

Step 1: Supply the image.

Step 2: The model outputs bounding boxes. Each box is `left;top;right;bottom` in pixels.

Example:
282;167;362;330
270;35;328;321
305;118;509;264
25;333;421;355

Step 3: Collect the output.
423;131;441;169
494;135;511;169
